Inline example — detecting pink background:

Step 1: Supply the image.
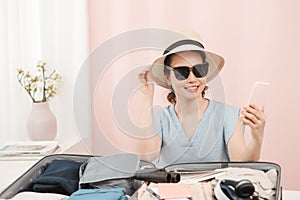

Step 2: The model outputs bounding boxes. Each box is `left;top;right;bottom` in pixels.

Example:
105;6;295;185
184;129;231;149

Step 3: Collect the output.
87;0;300;190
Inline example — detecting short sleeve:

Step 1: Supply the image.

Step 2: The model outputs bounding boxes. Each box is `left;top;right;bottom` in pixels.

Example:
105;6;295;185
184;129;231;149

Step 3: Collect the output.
153;109;164;139
152;105;174;142
224;105;241;144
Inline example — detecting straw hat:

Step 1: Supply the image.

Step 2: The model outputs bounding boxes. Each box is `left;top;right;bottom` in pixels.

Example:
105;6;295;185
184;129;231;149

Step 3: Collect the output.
149;32;225;88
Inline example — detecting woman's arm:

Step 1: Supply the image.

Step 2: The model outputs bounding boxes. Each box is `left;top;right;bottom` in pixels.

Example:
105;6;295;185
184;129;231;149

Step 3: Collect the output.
138;68;155;126
137;68;161;162
228;104;266;161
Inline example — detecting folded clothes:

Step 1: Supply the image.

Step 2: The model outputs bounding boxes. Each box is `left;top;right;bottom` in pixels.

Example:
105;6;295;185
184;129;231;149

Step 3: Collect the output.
31;159;82;195
3;192;68;200
67;188;128;200
136;182;213;200
213;167;277;200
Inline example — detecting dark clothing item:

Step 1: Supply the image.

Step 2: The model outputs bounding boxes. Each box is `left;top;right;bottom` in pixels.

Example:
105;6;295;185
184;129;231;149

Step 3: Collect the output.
31;159;82;195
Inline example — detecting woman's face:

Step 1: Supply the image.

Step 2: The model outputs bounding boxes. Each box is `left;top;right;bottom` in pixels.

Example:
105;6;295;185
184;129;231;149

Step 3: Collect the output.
168;51;207;101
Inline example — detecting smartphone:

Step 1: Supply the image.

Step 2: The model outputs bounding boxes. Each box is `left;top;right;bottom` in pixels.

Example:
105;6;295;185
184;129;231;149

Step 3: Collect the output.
247;81;271;110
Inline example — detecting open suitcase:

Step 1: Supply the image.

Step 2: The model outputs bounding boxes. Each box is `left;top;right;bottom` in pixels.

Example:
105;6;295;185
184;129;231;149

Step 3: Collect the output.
0;154;155;199
0;154;281;199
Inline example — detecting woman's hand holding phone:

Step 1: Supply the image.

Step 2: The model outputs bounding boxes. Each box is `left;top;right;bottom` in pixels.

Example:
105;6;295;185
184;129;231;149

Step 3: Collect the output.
240;82;270;141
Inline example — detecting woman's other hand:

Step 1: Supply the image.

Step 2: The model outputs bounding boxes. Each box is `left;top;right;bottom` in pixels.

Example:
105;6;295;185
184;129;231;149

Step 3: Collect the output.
240;104;266;142
138;67;154;96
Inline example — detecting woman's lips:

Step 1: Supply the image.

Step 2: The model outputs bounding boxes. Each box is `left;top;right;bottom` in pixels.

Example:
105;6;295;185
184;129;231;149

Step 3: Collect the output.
185;85;199;92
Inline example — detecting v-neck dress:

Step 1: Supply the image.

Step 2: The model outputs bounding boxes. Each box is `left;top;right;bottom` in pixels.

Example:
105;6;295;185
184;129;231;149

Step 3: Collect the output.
153;99;240;168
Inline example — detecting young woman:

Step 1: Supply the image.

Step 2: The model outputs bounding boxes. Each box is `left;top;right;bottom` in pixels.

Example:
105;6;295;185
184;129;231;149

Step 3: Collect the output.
138;35;266;168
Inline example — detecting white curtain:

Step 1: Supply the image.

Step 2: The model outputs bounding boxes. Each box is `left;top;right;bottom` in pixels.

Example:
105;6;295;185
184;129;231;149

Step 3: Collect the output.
0;0;90;149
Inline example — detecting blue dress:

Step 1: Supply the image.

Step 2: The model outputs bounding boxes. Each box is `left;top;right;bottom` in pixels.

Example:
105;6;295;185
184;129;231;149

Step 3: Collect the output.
153;99;241;168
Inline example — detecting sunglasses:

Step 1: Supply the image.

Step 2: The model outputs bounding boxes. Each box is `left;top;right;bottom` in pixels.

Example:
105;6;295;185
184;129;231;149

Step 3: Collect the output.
167;62;209;80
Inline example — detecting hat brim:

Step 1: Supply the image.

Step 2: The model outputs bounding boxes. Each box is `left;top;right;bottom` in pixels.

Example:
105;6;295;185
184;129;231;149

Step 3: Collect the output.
150;47;224;89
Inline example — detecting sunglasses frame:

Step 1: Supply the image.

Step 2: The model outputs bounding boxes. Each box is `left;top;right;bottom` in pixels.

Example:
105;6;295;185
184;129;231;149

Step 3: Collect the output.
166;62;209;81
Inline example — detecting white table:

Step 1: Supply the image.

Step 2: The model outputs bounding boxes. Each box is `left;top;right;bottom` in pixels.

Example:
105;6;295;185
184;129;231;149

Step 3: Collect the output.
0;157;41;192
283;190;300;199
0;140;89;193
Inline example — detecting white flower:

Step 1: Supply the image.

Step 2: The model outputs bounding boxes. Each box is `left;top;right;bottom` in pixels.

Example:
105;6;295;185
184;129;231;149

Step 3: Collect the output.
17;61;61;102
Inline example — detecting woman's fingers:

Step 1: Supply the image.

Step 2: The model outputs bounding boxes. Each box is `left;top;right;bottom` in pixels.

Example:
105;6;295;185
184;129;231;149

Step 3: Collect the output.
241;104;264;121
240;104;266;129
241;105;266;142
241;112;257;124
138;68;151;84
138;70;146;83
138;68;154;95
241;104;265;123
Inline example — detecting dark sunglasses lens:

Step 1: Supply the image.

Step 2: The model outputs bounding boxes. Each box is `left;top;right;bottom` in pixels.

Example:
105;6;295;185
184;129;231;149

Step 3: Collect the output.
193;63;208;78
173;67;190;80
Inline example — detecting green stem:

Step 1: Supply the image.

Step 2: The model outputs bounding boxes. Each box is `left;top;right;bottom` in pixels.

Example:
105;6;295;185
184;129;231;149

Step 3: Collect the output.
17;73;35;102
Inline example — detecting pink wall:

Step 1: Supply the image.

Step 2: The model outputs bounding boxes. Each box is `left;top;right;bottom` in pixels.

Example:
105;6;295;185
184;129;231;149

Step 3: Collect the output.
88;0;300;190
